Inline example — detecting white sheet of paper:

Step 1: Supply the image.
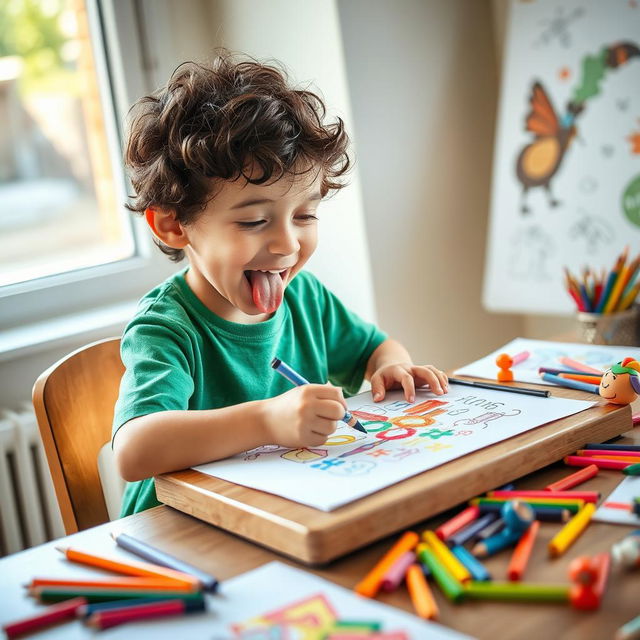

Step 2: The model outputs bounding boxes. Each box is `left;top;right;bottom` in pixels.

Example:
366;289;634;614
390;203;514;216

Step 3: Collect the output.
454;337;640;385
194;386;594;511
594;476;640;525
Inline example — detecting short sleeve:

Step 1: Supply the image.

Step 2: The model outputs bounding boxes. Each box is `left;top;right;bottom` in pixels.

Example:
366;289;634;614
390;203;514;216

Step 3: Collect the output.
319;284;387;395
112;318;195;442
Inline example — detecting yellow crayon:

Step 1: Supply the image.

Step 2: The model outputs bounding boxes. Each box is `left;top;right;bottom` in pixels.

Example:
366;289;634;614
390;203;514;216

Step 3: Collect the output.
422;530;471;583
548;503;596;557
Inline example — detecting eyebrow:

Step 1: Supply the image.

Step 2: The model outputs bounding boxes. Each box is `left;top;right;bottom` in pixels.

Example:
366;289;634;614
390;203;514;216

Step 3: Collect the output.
230;192;323;209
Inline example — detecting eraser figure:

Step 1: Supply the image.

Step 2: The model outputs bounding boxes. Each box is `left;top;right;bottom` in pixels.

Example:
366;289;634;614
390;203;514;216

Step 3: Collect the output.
598;358;640;405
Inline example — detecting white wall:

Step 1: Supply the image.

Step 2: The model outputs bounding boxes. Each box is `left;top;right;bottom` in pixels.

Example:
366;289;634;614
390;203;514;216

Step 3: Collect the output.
337;0;522;369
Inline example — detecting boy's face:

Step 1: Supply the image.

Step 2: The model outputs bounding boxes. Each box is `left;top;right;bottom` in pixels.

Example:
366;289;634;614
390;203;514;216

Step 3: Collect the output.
182;169;323;323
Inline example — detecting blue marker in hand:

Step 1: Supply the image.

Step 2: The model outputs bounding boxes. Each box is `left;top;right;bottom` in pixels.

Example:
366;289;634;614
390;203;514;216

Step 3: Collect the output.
271;357;367;434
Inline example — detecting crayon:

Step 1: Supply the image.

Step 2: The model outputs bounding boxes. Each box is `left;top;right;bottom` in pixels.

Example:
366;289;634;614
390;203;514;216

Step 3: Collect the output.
271;357;366;434
354;531;419;598
86;598;202;630
78;595;206;617
463;581;570;602
447;512;498;547
476;517;505;539
448;378;550;398
488;490;599;503
2;597;86;639
435;505;480;541
31;585;205;604
472;528;525;558
473;497;585;508
450;545;491;582
55;546;199;588
422;530;471;583
540;373;600;393
584;442;640;451
579;449;640;457
380;551;416;592
416;545;465;602
557;357;603;375
548;503;596;557
496;351;530;369
623;462;640;476
507;521;540;581
586;455;640;463
111;532;218;592
25;576;198;592
564;456;632;471
538;367;602;376
558;373;601;385
405;564;439;620
544;464;599;491
478;503;577;517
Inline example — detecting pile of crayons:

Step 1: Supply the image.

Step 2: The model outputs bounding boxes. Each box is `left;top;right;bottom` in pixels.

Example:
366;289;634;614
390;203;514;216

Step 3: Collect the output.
2;532;217;638
564;248;640;314
537;358;604;395
354;448;640;622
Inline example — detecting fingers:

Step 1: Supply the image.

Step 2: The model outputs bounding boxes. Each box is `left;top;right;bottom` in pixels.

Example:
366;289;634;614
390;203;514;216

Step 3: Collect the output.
400;373;416;403
304;383;347;408
370;372;387;403
412;365;448;395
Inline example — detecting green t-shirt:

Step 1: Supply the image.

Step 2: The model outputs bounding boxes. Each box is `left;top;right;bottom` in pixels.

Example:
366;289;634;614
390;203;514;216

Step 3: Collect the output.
113;268;387;516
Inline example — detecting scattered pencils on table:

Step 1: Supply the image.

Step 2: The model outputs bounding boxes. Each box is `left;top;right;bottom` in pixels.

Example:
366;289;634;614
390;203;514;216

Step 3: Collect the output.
564;248;640;314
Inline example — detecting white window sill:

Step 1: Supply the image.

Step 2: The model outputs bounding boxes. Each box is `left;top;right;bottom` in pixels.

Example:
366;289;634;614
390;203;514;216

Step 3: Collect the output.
0;301;137;362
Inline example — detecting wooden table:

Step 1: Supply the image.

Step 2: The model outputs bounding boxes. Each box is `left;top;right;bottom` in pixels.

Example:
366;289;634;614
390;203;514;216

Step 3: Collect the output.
2;429;640;639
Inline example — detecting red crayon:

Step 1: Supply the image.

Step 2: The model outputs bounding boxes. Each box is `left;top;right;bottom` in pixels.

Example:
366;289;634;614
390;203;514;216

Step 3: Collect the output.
436;505;480;541
87;599;193;630
564;456;631;471
544;465;599;491
489;490;599;504
2;597;86;639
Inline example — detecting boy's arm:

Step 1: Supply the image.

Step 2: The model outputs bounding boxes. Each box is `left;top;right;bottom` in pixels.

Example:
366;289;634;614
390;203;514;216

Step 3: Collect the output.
113;384;348;481
365;338;449;403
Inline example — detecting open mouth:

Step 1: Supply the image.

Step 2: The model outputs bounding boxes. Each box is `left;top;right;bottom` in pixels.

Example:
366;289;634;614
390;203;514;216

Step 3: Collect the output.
244;268;289;313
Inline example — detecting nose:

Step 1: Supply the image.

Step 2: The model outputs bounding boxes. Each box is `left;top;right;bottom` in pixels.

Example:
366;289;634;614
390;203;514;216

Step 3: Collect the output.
268;220;300;256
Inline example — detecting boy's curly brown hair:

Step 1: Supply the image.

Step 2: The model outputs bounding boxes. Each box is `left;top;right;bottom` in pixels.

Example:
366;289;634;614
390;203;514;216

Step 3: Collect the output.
124;51;351;261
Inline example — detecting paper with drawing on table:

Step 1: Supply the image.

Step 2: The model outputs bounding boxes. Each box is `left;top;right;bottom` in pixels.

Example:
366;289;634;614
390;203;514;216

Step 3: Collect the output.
594;475;640;526
194;386;595;511
455;337;640;385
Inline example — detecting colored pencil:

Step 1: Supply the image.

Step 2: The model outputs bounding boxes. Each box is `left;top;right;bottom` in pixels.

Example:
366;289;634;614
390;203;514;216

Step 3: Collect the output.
55;546;199;587
596;269;618;313
2;597;86;639
448;378;550;398
31;585;205;604
450;545;491;582
475;517;505;539
435;505;480;541
540;373;600;393
538;367;602;376
477;502;578;517
564;455;632;470
380;551;416;592
463;581;570;602
619;280;640;311
548;503;596;557
422;530;471;583
605;264;630;314
585;455;640;463
488;490;599;503
416;545;465;602
557;358;603;374
584;442;640;451
447;512;498;547
472;497;585;508
25;576;198;591
86;598;201;630
354;531;419;598
507;521;540;581
405;564;439;620
558;373;601;385
576;449;640;458
544;464;599;491
110;532;218;592
78;594;206;617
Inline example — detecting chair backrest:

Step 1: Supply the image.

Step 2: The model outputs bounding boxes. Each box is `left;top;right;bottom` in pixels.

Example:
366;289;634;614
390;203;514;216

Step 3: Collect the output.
33;337;124;534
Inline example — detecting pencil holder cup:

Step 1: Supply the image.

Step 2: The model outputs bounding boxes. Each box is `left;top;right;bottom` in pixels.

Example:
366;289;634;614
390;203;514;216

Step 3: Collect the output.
576;305;640;346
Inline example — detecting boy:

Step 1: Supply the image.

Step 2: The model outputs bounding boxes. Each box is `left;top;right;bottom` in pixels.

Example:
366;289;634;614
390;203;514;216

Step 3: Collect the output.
113;52;448;516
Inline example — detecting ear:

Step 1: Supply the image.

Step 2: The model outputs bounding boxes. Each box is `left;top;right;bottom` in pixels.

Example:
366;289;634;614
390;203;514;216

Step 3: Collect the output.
145;207;189;249
631;374;640;395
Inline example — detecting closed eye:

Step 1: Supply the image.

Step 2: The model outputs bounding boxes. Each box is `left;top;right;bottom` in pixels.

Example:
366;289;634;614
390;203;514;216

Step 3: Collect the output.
237;220;267;229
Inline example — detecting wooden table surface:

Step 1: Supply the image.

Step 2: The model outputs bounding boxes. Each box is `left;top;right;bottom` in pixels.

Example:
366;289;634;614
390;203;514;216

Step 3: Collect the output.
2;430;640;639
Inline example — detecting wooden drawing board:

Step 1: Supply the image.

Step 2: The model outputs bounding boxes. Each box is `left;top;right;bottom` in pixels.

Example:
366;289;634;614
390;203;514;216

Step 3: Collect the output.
155;383;631;565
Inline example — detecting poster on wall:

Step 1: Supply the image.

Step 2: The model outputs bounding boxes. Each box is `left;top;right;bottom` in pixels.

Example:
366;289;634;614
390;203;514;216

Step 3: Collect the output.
483;0;640;314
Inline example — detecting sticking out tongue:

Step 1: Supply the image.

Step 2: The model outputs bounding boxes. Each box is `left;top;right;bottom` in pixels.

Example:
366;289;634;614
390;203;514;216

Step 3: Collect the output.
247;271;284;314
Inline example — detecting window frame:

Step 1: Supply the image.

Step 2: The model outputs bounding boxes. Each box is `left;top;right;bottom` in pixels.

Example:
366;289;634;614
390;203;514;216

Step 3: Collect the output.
0;0;178;333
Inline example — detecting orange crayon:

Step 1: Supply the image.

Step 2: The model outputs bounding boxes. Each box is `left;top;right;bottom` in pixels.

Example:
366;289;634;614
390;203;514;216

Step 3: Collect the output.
406;564;439;620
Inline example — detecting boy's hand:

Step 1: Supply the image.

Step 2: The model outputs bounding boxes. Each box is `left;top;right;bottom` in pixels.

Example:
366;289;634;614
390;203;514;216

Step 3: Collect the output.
263;384;347;448
370;363;448;403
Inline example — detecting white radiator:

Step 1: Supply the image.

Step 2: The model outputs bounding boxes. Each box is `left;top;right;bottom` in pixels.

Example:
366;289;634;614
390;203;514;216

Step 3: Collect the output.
0;405;65;556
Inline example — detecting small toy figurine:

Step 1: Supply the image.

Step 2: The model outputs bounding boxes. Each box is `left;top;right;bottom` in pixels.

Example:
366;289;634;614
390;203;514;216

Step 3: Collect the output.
568;553;610;610
598;358;640;405
495;350;530;382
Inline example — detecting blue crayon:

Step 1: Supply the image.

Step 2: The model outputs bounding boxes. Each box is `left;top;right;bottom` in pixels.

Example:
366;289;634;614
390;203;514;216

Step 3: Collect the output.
271;357;367;434
448;512;498;547
541;373;600;394
450;545;491;581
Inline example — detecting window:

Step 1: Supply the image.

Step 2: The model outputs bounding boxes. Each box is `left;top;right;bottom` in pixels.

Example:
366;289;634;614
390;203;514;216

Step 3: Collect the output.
0;0;177;338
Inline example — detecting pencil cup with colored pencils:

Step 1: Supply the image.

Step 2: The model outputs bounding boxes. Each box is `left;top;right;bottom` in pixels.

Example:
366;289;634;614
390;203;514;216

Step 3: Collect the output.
576;306;640;346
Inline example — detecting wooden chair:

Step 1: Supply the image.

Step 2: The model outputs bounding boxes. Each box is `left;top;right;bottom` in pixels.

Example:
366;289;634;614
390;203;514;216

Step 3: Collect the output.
32;337;124;534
